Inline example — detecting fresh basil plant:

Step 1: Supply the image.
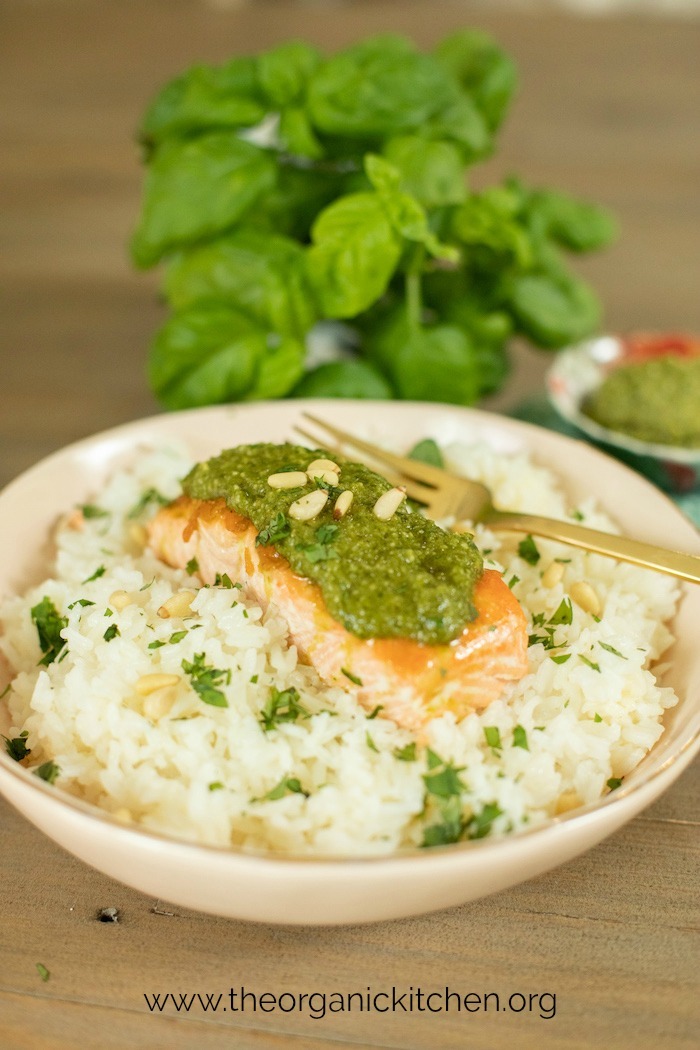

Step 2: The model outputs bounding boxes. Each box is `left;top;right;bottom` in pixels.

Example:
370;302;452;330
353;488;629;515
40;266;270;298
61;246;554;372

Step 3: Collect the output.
132;31;617;408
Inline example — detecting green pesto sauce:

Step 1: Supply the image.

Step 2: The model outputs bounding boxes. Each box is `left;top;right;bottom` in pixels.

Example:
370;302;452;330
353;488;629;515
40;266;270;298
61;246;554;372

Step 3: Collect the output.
182;443;483;645
583;355;700;448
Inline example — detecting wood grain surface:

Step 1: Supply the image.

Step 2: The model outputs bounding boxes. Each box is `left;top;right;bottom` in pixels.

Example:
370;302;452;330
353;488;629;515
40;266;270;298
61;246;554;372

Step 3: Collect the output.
1;3;698;1048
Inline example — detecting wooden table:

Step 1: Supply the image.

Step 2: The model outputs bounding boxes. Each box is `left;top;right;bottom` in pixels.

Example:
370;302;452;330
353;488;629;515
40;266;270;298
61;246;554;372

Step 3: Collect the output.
2;3;698;1047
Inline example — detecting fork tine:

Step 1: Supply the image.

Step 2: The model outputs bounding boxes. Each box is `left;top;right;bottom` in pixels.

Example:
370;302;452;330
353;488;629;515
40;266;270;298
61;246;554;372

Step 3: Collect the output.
293;425;433;504
299;412;449;488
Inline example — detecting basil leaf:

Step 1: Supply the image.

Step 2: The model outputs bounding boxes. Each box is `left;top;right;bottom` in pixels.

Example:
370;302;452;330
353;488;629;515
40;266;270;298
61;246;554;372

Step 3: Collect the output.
528;189;618;253
307;36;456;138
256;40;321;108
131;135;276;268
507;271;601;349
140;57;265;145
391;325;480;405
423;91;491;160
148;305;304;409
408;438;444;468
382;135;467;208
434;29;518;132
292;360;392;399
365;154;457;261
278;107;323;160
165;229;318;337
306;193;402;317
452;188;532;268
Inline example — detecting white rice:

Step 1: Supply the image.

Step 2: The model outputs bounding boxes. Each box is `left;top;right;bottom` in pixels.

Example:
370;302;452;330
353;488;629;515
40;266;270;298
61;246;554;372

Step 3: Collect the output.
0;442;680;855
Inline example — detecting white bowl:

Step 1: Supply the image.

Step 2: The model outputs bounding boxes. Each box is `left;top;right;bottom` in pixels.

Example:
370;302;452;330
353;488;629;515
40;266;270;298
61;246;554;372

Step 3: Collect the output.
1;401;699;925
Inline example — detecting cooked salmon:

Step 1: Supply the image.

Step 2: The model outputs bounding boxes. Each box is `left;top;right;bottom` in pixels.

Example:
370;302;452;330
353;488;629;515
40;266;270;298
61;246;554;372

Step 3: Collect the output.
148;496;529;731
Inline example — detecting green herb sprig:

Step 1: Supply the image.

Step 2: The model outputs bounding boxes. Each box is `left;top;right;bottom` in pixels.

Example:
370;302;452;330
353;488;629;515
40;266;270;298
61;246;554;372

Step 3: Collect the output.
181;653;231;707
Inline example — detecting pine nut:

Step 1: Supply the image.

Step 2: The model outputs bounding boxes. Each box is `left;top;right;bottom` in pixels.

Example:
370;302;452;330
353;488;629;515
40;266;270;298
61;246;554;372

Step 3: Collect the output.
135;673;181;696
333;490;354;519
569;581;601;616
109;590;132;611
289;489;328;521
372;487;406;521
128;523;148;551
307;458;340;476
541;562;564;588
157;590;196;619
555;790;581;814
268;471;308;489
143;690;176;720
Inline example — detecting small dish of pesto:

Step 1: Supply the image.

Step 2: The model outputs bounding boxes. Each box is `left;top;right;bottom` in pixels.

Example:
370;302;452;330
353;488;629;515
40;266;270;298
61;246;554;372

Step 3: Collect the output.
547;333;700;493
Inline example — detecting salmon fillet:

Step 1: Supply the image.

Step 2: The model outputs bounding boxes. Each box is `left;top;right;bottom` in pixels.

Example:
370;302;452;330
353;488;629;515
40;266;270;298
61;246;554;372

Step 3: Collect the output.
148;496;528;731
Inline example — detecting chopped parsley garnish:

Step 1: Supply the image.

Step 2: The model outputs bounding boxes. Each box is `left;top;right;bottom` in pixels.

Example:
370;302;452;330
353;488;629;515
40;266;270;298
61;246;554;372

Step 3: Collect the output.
507;574;520;589
408;438;444;468
255;512;291;547
528;628;557;650
550;652;571;664
250;674;258;684
168;630;187;644
599;642;625;658
571;509;585;521
422;748;466;798
128;487;169;519
181;653;230;708
148;640;165;650
103;624;120;642
259;686;307;730
422;796;464;847
185;557;199;575
214;572;236;588
30;597;68;666
421;750;469;846
483;726;502;752
263;776;308;800
35;761;60;784
298;543;339;564
4;731;31;761
208;781;224;792
313;476;342;499
67;599;95;610
393;742;417;762
341;667;363;687
518;534;540;565
594;713;603;722
607;778;622;790
512;725;529;751
81;504;109;520
297;522;340;564
82;565;106;584
316;523;339;544
366;704;383;720
0;683;10;700
365;732;379;753
104;608;113;617
549;597;573;626
579;654;601;672
36;963;50;983
466;802;503;839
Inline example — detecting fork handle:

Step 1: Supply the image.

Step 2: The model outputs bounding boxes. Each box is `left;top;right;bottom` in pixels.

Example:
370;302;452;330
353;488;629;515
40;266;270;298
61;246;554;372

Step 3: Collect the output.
485;510;700;584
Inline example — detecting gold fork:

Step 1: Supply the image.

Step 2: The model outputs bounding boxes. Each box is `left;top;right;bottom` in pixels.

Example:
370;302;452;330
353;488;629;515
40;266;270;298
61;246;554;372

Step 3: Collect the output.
295;412;700;585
